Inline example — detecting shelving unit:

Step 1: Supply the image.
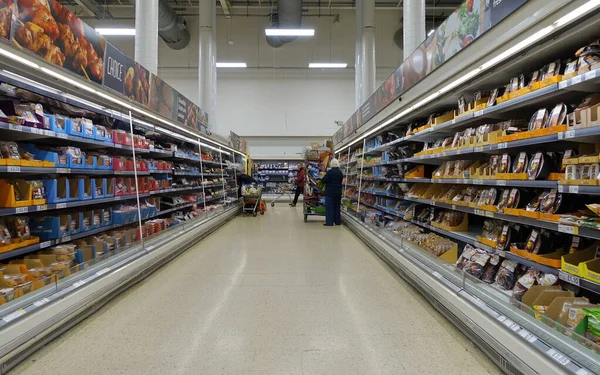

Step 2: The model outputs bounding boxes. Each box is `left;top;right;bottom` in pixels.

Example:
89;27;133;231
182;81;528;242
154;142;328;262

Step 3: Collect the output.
0;10;245;363
252;159;298;195
336;4;600;375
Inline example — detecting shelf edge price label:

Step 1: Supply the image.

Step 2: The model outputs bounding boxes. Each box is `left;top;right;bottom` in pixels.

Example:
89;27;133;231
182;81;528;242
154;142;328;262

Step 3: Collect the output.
2;308;26;323
546;349;571;366
474;146;484;152
565;130;576;139
498;142;508;149
56;168;69;174
33;297;51;307
473;179;484;185
559;270;580;286
9;124;23;132
558;224;578;235
568;185;579;194
572;75;583;85
56;203;67;209
7;166;21;172
39;241;51;248
485;211;494;218
497;180;507;186
15;207;28;214
585;70;597;80
518;329;538;343
474;110;484;117
36;204;48;211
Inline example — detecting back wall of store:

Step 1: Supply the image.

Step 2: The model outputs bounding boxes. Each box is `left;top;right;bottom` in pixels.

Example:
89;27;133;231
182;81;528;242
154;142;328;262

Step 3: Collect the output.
84;7;403;156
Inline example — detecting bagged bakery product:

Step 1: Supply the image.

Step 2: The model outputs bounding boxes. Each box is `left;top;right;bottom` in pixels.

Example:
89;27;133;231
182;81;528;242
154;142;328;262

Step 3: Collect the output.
528;109;548;131
480;254;501;284
496;225;511;250
546;103;568;128
494;260;519;290
512;269;537;302
463;250;491;279
525;229;542;254
527;152;550;180
536;272;559;286
512;152;528;174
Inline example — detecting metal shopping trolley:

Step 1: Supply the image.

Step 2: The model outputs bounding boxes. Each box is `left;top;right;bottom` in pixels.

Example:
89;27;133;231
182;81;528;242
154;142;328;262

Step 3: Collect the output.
241;183;264;216
269;183;294;207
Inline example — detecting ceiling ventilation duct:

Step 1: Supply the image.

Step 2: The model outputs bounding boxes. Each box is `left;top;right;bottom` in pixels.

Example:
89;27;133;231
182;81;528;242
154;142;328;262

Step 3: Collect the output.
129;0;190;50
266;0;303;48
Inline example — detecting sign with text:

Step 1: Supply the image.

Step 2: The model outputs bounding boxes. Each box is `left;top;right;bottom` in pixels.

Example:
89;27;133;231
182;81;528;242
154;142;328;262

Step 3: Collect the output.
102;42;126;94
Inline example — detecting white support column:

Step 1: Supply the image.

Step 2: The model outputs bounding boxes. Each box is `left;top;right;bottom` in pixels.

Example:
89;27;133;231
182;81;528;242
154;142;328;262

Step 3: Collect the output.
360;0;376;105
403;0;426;60
135;0;159;75
354;0;363;110
199;0;217;133
355;0;376;108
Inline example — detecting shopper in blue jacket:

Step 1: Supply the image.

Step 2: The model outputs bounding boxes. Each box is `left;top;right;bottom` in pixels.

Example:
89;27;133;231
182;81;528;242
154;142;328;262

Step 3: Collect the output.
322;158;344;226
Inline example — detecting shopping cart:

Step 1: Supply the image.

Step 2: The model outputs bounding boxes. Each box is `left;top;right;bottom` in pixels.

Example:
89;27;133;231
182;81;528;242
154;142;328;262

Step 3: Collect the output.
241;184;264;216
269;183;295;207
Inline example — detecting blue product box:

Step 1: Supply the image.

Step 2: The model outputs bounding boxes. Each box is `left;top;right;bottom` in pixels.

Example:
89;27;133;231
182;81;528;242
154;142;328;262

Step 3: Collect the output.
43;178;70;203
67;119;84;137
22;144;71;168
92;177;105;199
81;210;95;230
82;122;96;139
83;155;97;169
43;114;69;134
94;126;112;142
30;214;70;241
69;178;93;201
69;211;82;234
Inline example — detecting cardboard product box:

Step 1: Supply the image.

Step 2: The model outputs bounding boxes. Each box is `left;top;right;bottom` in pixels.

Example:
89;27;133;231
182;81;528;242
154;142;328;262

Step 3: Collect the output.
525;287;575;321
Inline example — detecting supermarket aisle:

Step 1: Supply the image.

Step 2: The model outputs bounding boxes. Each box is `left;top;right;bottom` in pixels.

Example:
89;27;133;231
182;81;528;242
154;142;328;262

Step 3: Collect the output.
12;208;501;375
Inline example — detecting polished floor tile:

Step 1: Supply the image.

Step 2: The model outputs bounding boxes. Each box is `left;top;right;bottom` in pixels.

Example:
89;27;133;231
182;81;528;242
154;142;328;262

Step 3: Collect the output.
10;206;501;375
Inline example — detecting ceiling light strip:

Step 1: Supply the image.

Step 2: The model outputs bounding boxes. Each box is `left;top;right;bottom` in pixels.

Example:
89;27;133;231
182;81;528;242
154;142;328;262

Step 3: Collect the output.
341;1;599;148
265;29;315;36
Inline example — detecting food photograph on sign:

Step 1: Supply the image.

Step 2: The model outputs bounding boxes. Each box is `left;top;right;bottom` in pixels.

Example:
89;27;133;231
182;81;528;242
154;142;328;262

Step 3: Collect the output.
149;74;176;119
124;58;149;106
0;1;13;39
12;0;106;83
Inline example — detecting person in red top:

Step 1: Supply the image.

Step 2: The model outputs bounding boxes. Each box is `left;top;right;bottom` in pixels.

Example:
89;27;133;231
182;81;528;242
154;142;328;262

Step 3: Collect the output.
290;164;305;207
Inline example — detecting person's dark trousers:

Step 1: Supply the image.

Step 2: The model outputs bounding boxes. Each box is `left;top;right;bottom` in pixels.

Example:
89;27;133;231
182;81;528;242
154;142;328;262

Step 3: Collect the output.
292;186;303;205
325;193;342;226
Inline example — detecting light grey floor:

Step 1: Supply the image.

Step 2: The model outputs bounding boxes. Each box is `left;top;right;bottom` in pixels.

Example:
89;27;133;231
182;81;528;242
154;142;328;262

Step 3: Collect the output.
11;207;502;375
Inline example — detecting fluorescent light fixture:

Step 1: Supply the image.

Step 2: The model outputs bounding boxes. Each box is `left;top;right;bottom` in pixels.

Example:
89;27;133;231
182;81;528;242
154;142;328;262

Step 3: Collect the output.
309;63;347;68
216;62;247;68
40;67;97;94
96;28;135;36
342;0;600;148
265;28;314;36
0;47;39;69
428;29;435;36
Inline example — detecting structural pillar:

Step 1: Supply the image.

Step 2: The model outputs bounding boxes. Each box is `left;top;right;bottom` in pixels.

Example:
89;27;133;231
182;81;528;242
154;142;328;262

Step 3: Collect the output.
198;0;217;133
135;0;159;75
355;0;376;109
354;0;363;110
403;0;426;60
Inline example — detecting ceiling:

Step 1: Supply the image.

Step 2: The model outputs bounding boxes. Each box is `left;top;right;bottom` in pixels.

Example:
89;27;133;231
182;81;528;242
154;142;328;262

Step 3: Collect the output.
58;0;464;18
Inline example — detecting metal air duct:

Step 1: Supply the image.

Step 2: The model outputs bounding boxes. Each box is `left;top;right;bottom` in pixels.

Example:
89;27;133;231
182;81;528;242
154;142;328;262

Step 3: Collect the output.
130;0;190;50
266;0;303;48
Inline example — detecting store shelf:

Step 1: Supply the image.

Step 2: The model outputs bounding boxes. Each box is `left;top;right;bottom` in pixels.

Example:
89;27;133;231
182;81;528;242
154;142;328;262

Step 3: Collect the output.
363;190;404;199
344;212;599;375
